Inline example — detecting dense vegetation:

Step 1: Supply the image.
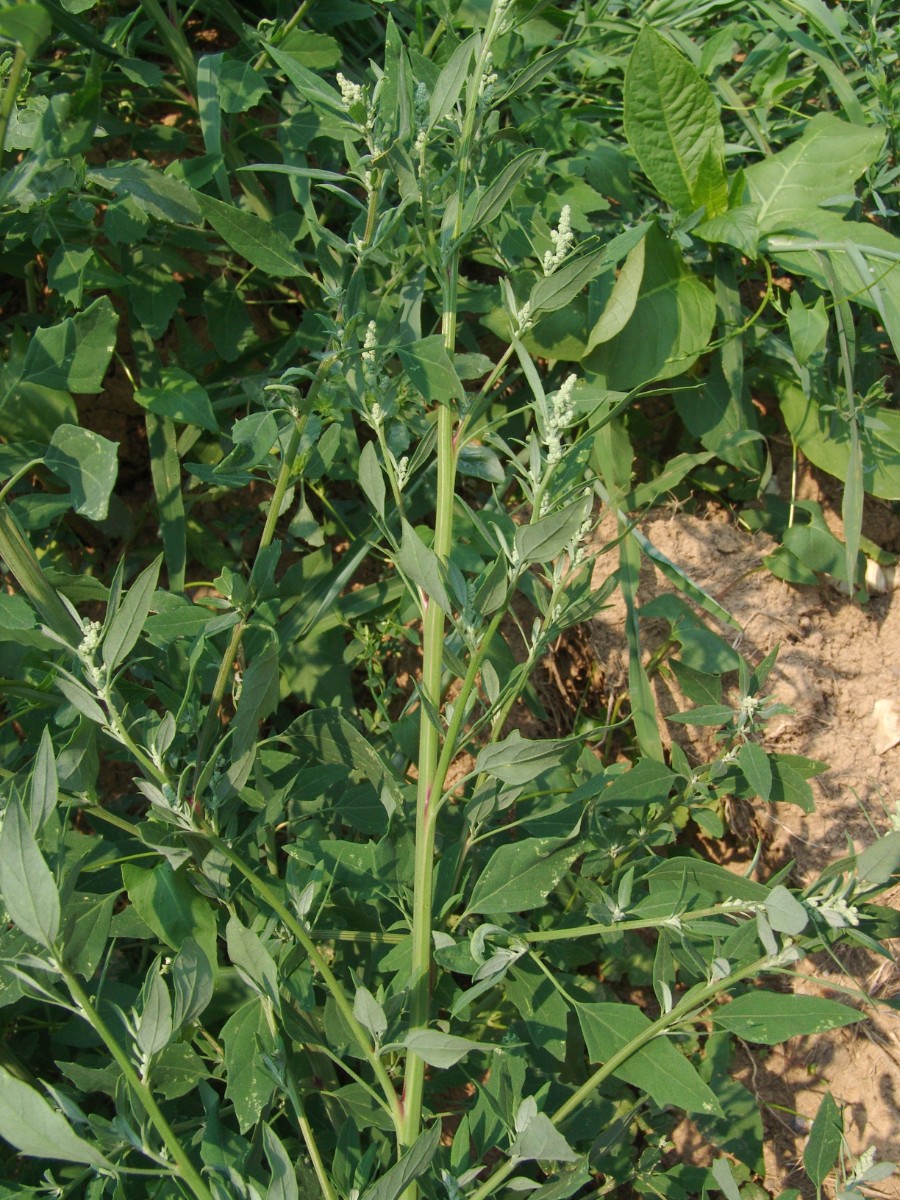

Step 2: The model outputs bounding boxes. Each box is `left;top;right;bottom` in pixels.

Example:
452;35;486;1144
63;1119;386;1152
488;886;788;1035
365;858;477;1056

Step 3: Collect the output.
0;2;898;1198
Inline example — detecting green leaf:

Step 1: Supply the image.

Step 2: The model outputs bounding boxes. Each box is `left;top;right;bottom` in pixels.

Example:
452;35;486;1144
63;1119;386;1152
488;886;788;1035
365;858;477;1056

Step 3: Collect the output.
397;335;465;405
804;1092;843;1189
353;986;387;1042
669;660;722;707
217;59;270;113
152;1041;209;1100
510;1113;579;1163
136;967;173;1056
54;674;107;725
764;885;809;935
195;191;309;278
515;501;586;567
44;424;118;522
577;1002;724;1117
598;758;678;808
122;861;217;967
778;378;900;503
360;1123;441;1200
0;794;60;948
714;992;862;1044
359;441;386;521
585;223;715;388
29;726;58;830
277;28;341;69
402;1029;484;1068
856;832;900;886
768;753;824;813
396;521;452;615
88;160;201;224
738;741;772;802
468;838;581;915
428;35;476;128
647;858;769;902
746;114;883;234
134;368;218;433
102;555;161;671
476;730;568;786
0;4;51;58
226;915;279;1008
786;293;829;365
62;892;115;979
0;1065;111;1168
171;937;215;1028
21;297;118;395
263;1125;299;1200
467;149;543;232
531;226;647;319
221;997;277;1132
712;1157;743;1200
47;244;93;307
624;27;726;217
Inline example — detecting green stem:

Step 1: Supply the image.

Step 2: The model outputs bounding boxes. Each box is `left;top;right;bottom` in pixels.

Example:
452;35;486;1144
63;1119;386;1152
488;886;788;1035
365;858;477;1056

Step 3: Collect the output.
202;831;404;1135
284;1069;338;1200
58;964;214;1200
138;0;197;95
524;903;756;944
0;44;27;172
400;0;509;1162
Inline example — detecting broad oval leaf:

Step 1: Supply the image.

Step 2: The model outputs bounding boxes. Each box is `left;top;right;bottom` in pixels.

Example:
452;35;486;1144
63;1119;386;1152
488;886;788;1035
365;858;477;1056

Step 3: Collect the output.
0;1065;112;1168
0;794;60;948
468;838;581;915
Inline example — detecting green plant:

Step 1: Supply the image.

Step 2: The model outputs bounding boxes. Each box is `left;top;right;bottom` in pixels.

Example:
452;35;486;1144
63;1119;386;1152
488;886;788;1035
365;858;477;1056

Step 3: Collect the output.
1;3;898;1199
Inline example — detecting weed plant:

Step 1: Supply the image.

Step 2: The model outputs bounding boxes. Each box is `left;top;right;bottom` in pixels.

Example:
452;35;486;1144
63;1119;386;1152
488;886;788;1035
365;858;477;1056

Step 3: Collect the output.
0;2;899;1199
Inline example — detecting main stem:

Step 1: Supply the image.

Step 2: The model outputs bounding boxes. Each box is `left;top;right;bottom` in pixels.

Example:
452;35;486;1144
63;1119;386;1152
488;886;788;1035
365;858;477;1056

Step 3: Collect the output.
400;0;507;1159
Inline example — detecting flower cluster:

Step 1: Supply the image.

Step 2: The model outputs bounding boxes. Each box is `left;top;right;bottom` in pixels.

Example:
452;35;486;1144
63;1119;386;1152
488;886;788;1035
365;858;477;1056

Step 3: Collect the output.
336;72;364;109
545;373;577;464
542;204;575;275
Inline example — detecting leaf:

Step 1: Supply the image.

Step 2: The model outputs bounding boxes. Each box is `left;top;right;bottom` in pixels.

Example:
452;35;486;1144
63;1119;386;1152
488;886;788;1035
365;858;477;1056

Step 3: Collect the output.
88;160;202;223
597;758;679;808
134;368;218;433
764;885;809;935
195;191;309;278
510;1113;579;1162
359;441;386;521
804;1091;843;1189
153;1041;209;1100
647;858;769;902
515;501;585;566
45;424;118;521
226;915;279;1008
360;1122;440;1200
20;297;118;396
530;225;648;317
171;937;215;1028
577;1002;723;1116
856;831;900;886
263;1125;299;1200
62;892;115;979
102;555;161;671
217;59;270;113
221;997;277;1132
476;730;569;786
402;1029;484;1068
786;293;829;365
624;26;726;217
467;149;543;232
585;223;715;389
0;4;51;58
428;35;476;128
669;660;722;707
29;726;58;830
353;986;387;1041
738;741;773;802
712;1157;743;1200
54;675;107;725
396;521;452;615
713;992;862;1044
121;861;217;967
746;114;884;234
136;967;173;1056
0;794;60;948
397;336;465;405
468;838;581;915
0;1065;111;1168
